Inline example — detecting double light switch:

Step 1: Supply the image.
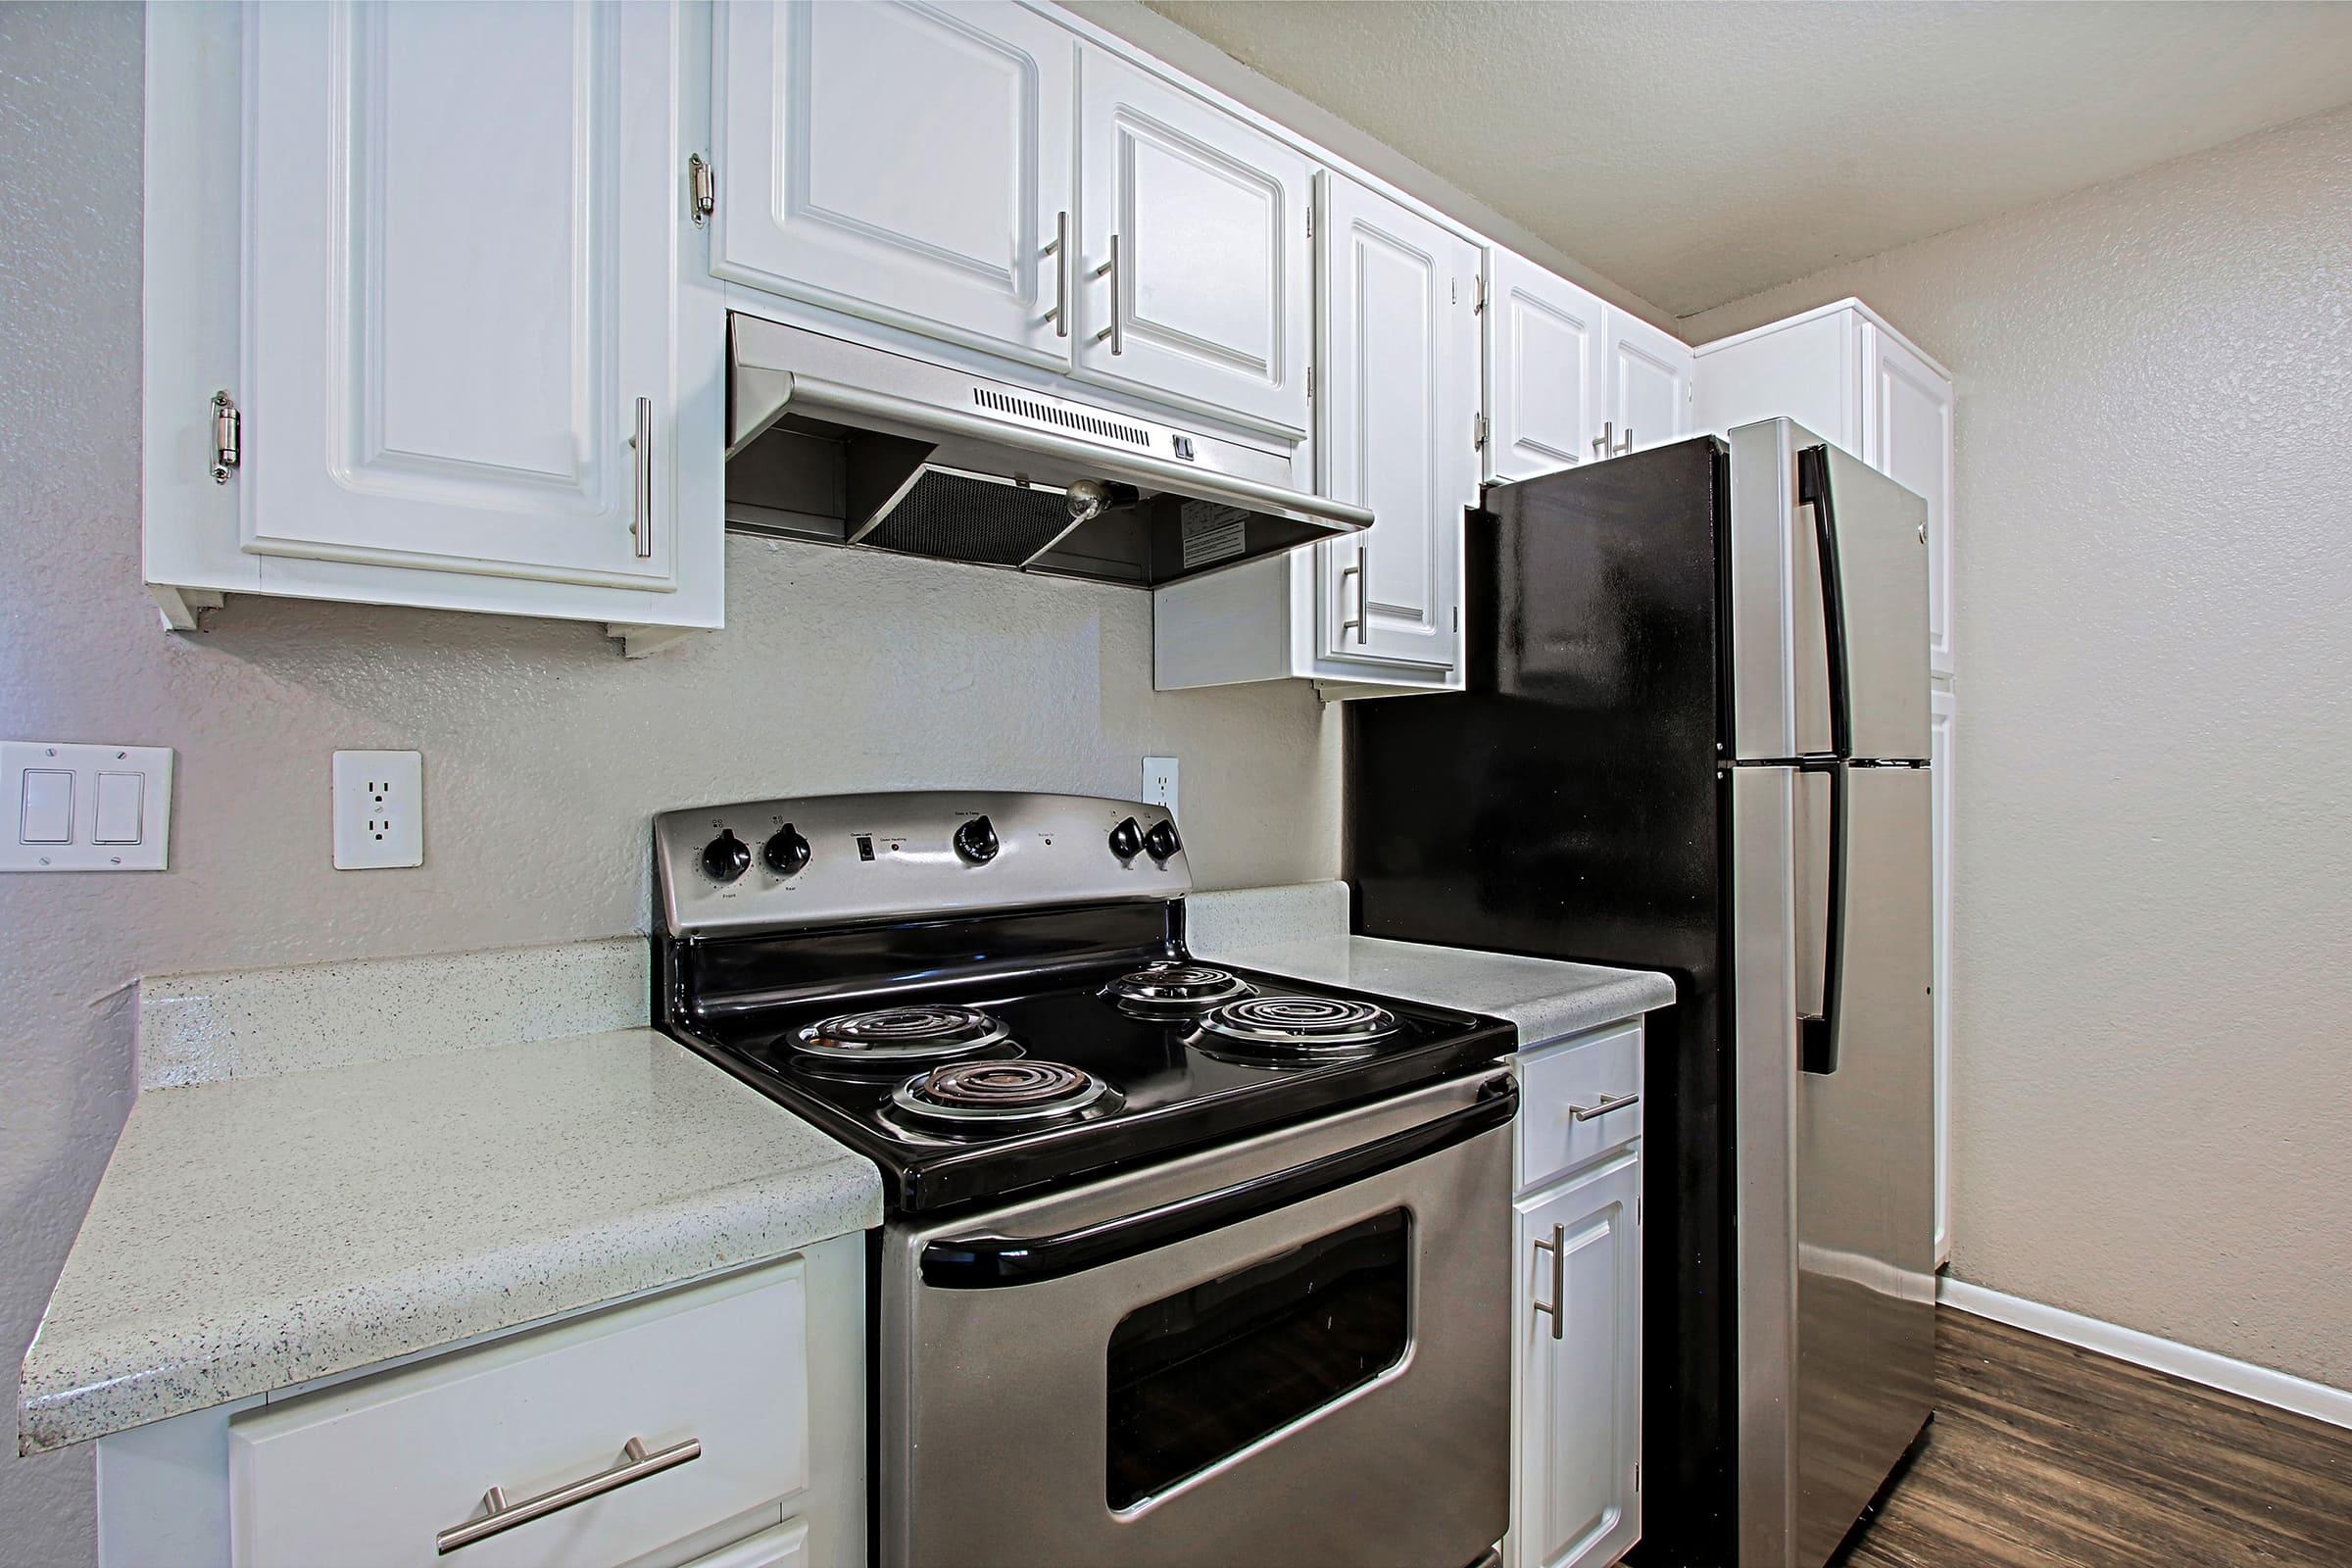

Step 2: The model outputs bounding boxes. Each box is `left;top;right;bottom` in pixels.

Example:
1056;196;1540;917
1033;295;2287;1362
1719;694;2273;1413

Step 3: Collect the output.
3;742;173;870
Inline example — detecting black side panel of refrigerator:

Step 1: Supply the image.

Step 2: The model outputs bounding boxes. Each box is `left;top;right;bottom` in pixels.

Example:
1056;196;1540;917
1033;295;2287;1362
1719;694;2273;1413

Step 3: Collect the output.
1346;437;1739;1567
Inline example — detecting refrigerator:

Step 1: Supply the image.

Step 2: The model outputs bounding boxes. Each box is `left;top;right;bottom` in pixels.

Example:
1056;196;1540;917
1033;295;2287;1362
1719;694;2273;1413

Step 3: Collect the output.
1346;419;1936;1568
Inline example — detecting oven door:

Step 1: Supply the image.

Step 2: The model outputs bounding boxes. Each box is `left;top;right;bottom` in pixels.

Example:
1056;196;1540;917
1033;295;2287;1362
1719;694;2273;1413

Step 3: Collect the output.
879;1071;1516;1568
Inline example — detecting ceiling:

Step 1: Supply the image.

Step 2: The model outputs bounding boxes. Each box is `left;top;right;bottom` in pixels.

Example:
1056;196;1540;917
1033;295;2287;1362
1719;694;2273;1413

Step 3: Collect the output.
1140;1;2352;318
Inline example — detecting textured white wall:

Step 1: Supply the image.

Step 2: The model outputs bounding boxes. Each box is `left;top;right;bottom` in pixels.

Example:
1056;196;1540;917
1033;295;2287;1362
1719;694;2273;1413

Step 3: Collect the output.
1688;106;2352;1386
0;7;1339;1557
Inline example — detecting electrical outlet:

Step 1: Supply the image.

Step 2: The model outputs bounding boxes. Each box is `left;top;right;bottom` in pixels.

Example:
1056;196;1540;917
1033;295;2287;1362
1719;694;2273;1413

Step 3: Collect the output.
1143;756;1179;821
332;751;422;869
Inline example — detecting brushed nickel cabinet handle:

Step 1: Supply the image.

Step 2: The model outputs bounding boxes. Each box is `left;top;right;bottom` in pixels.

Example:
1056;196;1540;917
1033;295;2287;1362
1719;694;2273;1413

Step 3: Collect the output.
1338;554;1369;644
1615;426;1636;456
1045;210;1068;337
1531;1223;1565;1341
1569;1089;1641;1121
630;397;654;559
436;1436;700;1554
1592;420;1613;459
1093;233;1122;354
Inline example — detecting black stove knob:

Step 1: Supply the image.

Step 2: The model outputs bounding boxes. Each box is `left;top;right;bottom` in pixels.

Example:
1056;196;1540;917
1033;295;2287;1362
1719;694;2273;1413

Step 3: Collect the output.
761;823;810;877
1107;815;1143;861
954;813;1000;864
1143;818;1182;863
701;829;752;882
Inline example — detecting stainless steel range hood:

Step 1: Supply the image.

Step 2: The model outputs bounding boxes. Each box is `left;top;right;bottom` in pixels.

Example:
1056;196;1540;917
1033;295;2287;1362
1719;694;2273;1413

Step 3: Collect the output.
724;314;1368;587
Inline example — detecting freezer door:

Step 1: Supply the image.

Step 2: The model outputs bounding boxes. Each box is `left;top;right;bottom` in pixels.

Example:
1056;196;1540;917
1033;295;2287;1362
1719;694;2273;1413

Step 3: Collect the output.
1728;422;1931;762
1734;762;1936;1567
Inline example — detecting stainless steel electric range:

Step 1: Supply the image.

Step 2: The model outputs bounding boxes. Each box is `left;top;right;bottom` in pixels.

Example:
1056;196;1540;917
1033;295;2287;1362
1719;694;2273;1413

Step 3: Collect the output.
652;791;1517;1568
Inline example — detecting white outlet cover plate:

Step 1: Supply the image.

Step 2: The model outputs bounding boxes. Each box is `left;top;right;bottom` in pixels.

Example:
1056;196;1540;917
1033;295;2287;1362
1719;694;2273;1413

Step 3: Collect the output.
1143;756;1179;820
1;741;173;871
332;751;423;869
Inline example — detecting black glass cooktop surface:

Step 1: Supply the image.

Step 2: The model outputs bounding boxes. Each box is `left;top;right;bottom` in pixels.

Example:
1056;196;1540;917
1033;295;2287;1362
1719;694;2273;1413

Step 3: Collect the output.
658;906;1514;1213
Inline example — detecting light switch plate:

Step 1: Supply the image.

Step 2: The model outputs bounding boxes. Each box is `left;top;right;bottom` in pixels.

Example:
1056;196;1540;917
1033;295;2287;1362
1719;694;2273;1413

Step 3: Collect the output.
332;751;423;869
1143;756;1179;821
1;741;173;870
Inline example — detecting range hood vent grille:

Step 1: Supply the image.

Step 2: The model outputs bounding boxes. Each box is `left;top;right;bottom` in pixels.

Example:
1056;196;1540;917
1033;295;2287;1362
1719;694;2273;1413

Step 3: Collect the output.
972;387;1152;450
859;468;1076;567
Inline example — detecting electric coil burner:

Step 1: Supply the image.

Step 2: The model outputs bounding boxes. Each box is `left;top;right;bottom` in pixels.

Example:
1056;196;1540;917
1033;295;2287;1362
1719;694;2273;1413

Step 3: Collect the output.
889;1058;1119;1131
653;792;1518;1568
795;1004;1011;1062
1198;994;1401;1056
1101;961;1253;1012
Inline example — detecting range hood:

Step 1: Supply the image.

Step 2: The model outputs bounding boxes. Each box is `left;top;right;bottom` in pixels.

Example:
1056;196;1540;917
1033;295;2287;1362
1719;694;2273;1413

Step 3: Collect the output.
724;314;1368;587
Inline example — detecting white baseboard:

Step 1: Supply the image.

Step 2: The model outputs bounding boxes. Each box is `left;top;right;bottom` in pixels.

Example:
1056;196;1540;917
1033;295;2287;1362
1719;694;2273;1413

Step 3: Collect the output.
1937;1275;2352;1433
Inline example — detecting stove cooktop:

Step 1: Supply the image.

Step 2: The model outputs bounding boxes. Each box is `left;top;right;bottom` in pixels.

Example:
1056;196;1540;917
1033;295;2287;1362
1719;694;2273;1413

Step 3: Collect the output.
663;949;1514;1213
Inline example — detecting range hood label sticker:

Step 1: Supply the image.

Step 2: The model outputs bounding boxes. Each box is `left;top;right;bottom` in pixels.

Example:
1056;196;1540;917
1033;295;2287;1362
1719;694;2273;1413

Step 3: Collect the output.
1180;507;1249;569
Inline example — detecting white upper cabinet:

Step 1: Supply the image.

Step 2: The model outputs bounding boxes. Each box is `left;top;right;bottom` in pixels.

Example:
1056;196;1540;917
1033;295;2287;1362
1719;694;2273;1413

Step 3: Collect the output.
1868;329;1956;675
1602;309;1696;458
1152;172;1478;696
1692;299;1955;674
712;1;1077;371
1073;50;1314;436
1485;248;1606;484
143;0;722;642
244;1;679;588
1313;174;1481;673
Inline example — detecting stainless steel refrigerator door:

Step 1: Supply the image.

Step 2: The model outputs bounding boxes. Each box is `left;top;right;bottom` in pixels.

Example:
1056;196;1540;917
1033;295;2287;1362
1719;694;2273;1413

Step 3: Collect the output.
1733;762;1936;1567
1729;421;1931;763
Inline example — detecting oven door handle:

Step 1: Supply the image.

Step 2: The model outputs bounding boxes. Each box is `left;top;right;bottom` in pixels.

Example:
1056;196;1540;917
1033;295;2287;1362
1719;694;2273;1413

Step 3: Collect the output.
919;1074;1519;1290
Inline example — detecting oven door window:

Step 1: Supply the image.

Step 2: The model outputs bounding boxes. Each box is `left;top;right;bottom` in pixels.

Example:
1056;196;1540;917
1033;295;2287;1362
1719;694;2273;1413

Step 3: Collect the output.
1105;1207;1410;1511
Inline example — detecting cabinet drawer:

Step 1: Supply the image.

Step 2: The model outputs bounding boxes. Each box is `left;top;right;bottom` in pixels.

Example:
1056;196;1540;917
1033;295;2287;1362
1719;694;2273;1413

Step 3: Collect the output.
1515;1022;1643;1193
229;1259;808;1568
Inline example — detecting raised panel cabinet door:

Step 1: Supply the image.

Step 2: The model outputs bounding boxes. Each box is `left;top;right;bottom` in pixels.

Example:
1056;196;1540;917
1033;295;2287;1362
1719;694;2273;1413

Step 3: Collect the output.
1313;175;1478;673
244;0;681;588
1930;684;1955;1268
1076;49;1312;435
1865;327;1956;675
1512;1152;1642;1568
1486;249;1605;483
1603;309;1694;458
713;1;1076;370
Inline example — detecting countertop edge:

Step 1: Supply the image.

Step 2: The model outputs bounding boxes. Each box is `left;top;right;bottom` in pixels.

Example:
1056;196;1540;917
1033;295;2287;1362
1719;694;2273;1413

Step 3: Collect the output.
18;1156;883;1455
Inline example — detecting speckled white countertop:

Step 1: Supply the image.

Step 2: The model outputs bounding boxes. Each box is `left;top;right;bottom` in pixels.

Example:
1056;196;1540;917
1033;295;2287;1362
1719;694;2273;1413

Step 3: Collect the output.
1189;881;1675;1045
19;1028;882;1454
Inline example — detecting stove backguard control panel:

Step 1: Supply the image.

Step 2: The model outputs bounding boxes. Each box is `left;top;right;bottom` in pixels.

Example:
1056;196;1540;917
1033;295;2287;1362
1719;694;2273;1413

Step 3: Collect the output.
655;791;1189;935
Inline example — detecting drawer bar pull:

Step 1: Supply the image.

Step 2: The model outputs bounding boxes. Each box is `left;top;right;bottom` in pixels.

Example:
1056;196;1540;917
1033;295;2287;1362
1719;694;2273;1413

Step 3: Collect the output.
1568;1090;1641;1122
435;1436;701;1554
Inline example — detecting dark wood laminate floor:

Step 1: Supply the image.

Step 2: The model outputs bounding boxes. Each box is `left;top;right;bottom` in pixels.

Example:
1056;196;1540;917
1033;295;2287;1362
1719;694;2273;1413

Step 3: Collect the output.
1841;1308;2352;1567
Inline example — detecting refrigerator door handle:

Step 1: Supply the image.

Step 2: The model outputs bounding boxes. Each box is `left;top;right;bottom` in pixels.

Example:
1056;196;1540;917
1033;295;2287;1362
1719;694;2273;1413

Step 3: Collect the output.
1797;444;1854;760
1797;757;1848;1074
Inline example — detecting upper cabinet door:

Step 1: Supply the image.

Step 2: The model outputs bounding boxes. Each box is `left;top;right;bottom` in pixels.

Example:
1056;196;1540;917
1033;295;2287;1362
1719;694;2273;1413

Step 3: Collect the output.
1864;326;1956;675
1486;250;1606;484
243;0;679;589
713;1;1076;370
1076;50;1312;436
1314;175;1479;672
1603;309;1695;457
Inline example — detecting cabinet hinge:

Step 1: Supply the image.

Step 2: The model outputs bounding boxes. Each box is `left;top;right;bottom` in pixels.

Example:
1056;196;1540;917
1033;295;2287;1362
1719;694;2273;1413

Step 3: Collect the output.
1450;277;1458;306
689;152;715;224
1305;206;1314;240
209;390;240;484
1306;366;1314;402
1474;274;1488;314
1473;411;1489;451
1452;605;1460;632
1636;1463;1642;1492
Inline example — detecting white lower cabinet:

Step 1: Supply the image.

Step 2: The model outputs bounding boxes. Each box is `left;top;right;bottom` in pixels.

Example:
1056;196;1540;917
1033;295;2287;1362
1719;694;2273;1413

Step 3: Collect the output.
95;1239;866;1568
142;0;723;647
1152;172;1480;695
1507;1025;1645;1568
